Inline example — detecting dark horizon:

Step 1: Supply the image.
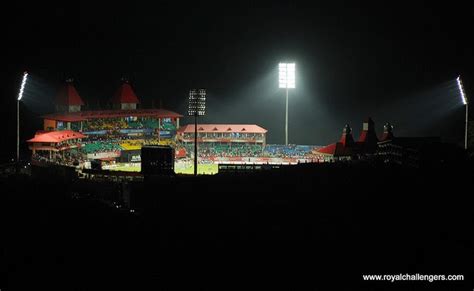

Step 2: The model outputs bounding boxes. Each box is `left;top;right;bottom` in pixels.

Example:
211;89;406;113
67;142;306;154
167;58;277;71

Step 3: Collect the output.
2;1;473;154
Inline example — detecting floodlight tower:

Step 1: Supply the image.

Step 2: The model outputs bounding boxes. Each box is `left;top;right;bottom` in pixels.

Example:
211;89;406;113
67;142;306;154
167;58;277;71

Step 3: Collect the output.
17;72;28;163
456;76;468;150
188;89;206;176
279;63;295;145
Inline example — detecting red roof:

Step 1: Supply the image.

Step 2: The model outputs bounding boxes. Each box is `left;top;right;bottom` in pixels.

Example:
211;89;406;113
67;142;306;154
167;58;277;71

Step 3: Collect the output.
358;130;380;143
317;143;337;154
177;124;267;134
111;82;140;104
43;108;183;121
358;117;379;143
317;142;352;156
339;125;354;147
27;130;86;143
56;81;85;106
44;115;86;122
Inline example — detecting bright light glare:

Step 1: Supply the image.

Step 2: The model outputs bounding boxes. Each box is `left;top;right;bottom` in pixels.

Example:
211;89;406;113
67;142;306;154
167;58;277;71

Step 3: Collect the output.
279;63;295;89
18;72;28;101
456;76;467;105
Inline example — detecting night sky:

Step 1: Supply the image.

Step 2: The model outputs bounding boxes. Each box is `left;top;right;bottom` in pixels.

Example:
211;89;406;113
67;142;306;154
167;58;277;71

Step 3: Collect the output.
2;1;474;159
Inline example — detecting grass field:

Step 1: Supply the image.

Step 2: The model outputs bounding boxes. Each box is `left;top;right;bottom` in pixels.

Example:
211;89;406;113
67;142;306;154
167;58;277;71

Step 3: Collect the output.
174;163;218;175
110;163;219;175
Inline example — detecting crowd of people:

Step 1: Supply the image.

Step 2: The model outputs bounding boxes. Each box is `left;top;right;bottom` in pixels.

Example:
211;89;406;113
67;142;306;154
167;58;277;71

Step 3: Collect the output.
262;144;320;158
83;142;122;154
83;118;128;131
32;149;87;167
180;143;320;159
32;130;321;167
82;118;174;132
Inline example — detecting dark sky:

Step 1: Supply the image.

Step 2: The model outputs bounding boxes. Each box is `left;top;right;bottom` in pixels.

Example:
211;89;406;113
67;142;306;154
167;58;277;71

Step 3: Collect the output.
2;1;474;155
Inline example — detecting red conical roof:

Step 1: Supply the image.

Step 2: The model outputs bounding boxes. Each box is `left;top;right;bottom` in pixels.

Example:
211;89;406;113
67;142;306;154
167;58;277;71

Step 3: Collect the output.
358;117;379;143
111;81;140;104
339;124;354;147
56;80;85;106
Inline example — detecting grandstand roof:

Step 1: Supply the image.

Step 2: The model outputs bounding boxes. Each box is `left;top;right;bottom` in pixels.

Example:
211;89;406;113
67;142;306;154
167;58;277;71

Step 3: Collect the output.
111;81;140;104
43;108;183;121
27;130;86;143
56;80;85;106
317;142;352;156
178;124;268;134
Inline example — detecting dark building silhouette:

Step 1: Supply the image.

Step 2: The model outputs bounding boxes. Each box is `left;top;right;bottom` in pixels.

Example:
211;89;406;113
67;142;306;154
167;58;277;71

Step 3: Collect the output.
380;122;395;142
317;118;379;160
316;118;462;166
141;145;175;176
316;124;354;160
355;117;379;154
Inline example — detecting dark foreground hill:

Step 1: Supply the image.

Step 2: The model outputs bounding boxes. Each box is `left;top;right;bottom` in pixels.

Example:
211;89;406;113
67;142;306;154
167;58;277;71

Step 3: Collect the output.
1;161;473;290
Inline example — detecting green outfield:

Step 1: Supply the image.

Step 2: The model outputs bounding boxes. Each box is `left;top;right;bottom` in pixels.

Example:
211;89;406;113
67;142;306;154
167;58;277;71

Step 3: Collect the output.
110;163;218;175
174;163;219;175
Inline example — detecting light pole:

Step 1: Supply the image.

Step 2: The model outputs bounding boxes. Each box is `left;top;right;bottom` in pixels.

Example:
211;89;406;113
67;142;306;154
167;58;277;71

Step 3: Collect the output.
279;63;295;146
17;72;28;163
188;89;206;176
456;76;468;150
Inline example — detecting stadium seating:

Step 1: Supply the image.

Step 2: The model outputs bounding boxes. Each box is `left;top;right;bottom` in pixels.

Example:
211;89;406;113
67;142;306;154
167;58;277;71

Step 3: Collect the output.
160;122;176;131
182;143;264;157
83;142;123;154
143;119;159;129
263;144;317;157
83;118;166;131
120;139;145;150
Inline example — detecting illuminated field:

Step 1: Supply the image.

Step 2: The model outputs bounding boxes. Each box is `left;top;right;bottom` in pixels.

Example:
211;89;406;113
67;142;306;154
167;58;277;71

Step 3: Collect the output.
110;163;218;175
174;163;218;175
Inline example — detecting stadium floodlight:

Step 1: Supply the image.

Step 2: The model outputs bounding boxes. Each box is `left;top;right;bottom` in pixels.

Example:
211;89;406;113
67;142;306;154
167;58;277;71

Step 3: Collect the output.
456;76;469;149
279;63;295;89
457;76;467;105
188;89;207;176
18;72;28;101
188;88;206;116
279;62;295;145
17;71;28;163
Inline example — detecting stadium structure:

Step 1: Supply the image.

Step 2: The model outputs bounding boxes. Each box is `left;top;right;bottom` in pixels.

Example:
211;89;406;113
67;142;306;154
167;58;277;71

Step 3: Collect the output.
316;117;379;161
30;79;448;175
28;79;182;169
177;124;267;158
315;118;455;166
26;79;322;175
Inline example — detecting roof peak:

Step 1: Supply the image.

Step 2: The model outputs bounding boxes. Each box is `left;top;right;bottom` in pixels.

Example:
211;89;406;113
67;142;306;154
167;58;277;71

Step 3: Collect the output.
56;80;84;106
111;81;140;104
